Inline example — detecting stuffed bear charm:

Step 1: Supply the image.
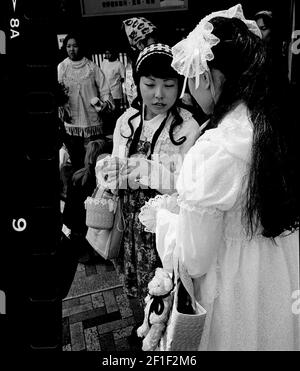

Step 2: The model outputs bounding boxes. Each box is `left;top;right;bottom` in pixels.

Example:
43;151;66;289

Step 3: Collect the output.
137;268;174;351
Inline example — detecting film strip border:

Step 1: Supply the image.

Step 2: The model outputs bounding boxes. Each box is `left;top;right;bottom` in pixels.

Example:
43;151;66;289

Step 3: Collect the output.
3;0;62;351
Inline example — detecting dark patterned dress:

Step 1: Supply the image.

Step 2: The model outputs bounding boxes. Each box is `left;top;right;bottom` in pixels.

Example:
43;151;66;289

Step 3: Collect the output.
113;139;162;305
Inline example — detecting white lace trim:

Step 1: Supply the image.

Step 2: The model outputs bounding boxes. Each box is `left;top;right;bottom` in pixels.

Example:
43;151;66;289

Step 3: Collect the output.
139;194;179;233
142;123;155;142
61;58;95;84
84;196;115;212
178;197;223;217
171;4;262;95
179;108;193;122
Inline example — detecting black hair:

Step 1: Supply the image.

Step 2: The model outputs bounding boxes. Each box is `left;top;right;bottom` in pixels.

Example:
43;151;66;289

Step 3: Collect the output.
62;32;86;59
106;49;119;61
124;52;186;156
254;12;273;30
254;10;285;72
207;16;298;239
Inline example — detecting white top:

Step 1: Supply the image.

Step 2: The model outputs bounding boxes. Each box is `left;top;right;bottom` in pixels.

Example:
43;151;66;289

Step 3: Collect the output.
102;60;125;100
96;106;201;194
155;103;300;350
58;57;113;137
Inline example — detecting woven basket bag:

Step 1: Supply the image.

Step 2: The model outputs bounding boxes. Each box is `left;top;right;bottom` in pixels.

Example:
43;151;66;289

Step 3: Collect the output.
85;187;117;230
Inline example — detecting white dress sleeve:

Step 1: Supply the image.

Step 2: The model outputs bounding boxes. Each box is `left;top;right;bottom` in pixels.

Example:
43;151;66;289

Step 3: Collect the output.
155;134;249;278
57;61;65;83
174;138;247;278
156;209;179;272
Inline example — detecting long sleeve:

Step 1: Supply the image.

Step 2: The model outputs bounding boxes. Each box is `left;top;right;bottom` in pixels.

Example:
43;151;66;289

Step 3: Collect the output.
155;104;253;278
155;143;243;278
57;62;63;83
156;209;178;272
175;139;247;277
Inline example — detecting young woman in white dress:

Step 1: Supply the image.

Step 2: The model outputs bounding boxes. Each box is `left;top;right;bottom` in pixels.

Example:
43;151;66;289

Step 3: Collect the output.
145;5;299;351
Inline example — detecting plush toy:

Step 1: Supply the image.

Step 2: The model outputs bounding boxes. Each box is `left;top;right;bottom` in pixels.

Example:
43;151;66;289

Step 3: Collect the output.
137;268;174;351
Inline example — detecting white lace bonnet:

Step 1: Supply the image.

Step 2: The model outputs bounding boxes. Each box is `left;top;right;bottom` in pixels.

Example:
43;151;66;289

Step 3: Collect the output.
171;4;262;97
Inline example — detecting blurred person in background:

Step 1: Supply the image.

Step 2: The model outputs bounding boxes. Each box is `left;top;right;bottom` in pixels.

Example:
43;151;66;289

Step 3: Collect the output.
102;49;126;134
254;10;288;85
63;139;112;264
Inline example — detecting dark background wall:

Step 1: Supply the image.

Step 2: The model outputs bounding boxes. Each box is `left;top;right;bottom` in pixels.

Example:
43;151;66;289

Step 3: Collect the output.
56;0;293;53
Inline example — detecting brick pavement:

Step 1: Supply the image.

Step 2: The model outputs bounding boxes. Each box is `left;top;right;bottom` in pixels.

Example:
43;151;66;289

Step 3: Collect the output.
62;258;144;351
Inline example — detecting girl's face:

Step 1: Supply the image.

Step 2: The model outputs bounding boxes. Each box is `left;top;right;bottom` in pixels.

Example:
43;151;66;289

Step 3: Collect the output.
139;75;178;120
66;38;81;61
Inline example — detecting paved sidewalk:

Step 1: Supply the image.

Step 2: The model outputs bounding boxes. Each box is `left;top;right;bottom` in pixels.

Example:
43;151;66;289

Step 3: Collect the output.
62;258;144;351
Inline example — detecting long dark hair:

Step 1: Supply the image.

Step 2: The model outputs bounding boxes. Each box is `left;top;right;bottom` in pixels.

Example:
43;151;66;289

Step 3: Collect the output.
207;16;298;238
124;52;186;156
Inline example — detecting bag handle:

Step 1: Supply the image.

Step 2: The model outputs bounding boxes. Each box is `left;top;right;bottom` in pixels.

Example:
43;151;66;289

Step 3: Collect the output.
115;197;126;232
91;186;100;199
173;254;197;309
92;187;118;200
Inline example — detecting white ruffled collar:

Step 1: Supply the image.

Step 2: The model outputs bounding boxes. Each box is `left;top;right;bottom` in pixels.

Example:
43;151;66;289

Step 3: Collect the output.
142;111;167;141
64;57;89;69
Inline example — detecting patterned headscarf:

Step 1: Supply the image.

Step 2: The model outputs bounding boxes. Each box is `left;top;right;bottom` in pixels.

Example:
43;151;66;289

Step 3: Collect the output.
123;17;157;50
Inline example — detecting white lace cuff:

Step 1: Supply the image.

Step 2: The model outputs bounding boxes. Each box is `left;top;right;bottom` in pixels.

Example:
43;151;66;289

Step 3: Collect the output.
178;197;223;218
138;193;179;233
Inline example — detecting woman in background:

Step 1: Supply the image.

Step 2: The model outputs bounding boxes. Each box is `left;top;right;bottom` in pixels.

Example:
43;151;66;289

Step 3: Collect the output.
58;32;114;170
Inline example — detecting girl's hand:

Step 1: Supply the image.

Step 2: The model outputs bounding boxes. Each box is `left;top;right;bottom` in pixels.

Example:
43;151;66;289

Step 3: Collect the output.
125;157;150;186
102;157;127;190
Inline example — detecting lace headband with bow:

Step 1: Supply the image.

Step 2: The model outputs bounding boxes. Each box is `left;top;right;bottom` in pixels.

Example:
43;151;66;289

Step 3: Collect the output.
171;4;262;97
136;43;173;73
